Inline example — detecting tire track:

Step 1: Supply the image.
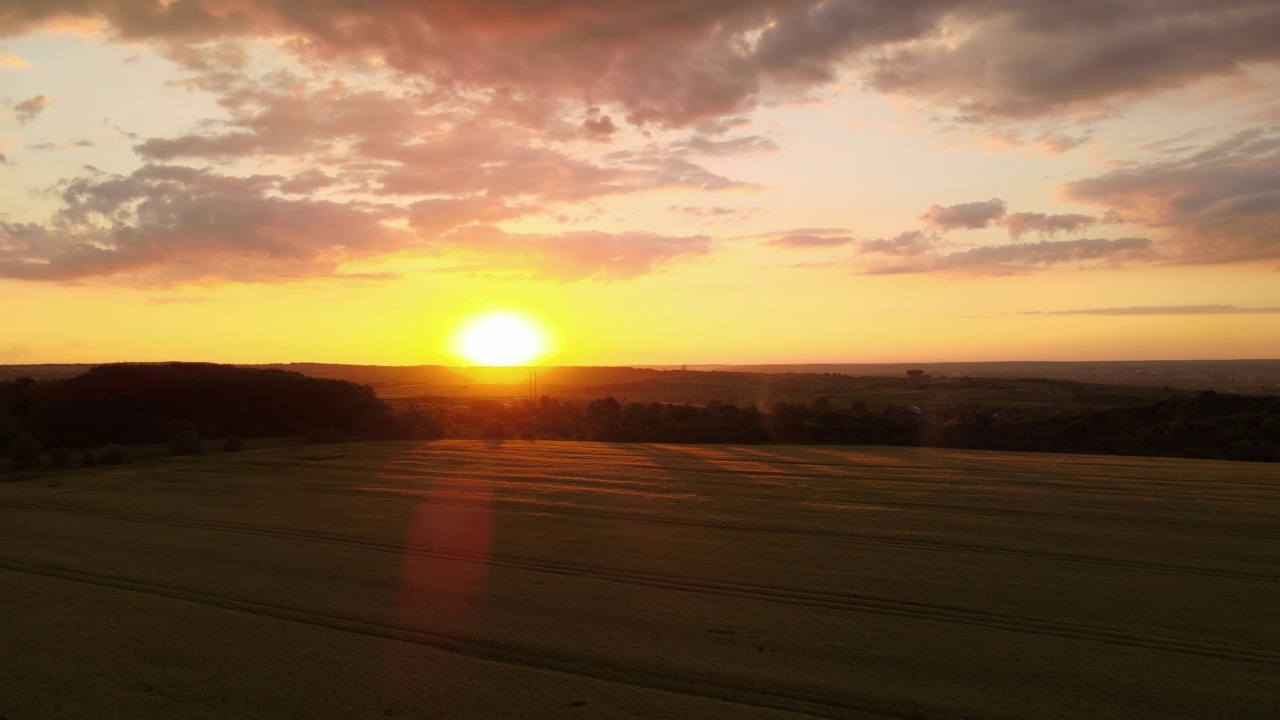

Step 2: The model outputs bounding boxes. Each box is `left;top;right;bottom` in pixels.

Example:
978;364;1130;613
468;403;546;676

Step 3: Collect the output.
3;500;1275;666
6;490;1273;585
33;476;1270;584
0;556;968;720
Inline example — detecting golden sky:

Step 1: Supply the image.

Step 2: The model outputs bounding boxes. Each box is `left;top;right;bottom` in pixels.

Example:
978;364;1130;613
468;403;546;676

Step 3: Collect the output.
2;2;1279;365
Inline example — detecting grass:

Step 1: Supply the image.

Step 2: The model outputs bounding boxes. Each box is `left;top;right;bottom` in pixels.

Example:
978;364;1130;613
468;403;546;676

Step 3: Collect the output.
0;441;1276;718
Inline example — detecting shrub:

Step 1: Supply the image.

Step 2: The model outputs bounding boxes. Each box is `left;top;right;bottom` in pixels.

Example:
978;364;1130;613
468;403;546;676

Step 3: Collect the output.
306;426;346;444
49;447;72;468
222;433;244;452
81;451;98;467
171;430;202;455
8;433;42;470
100;444;129;465
481;420;506;440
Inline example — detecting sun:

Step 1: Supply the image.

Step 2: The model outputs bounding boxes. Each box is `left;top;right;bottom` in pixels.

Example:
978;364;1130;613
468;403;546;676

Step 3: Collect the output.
454;311;547;366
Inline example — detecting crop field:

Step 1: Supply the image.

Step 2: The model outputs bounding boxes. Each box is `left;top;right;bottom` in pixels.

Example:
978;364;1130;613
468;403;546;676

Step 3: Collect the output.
1;441;1276;719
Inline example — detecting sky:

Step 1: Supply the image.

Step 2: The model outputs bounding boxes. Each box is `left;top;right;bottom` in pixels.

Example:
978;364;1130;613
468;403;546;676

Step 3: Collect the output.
2;1;1279;366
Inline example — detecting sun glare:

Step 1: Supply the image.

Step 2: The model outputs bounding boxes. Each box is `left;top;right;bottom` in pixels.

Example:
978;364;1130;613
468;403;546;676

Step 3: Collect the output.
455;311;547;366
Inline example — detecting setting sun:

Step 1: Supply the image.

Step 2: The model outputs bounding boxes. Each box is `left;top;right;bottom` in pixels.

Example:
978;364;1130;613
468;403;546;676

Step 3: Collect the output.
454;312;547;366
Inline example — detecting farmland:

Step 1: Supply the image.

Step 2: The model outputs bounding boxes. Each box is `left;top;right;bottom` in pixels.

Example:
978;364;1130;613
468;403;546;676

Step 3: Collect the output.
1;441;1276;719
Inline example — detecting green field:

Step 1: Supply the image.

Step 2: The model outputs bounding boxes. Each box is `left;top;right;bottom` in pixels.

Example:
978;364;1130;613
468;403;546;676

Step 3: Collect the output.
1;442;1276;719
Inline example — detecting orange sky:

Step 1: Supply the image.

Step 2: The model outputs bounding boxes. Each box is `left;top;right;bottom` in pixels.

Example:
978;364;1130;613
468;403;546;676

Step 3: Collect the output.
2;2;1279;365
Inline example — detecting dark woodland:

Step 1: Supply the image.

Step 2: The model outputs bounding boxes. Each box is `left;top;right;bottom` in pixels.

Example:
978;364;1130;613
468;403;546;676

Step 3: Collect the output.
3;363;1276;467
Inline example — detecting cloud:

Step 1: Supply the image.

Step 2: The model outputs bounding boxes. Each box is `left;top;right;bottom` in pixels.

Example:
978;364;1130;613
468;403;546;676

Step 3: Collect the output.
672;133;778;157
921;199;1006;231
1063;128;1280;264
1024;304;1280;316
1036;131;1092;155
1;154;725;284
669;205;757;223
29;139;95;151
671;205;739;217
747;227;850;241
7;2;1277;128
13;94;52;123
853;230;934;256
440;225;711;282
580;114;618;142
0;165;412;283
0;52;28;69
766;234;853;249
868;2;1280;121
1001;212;1102;239
859;236;1154;276
919;198;1120;239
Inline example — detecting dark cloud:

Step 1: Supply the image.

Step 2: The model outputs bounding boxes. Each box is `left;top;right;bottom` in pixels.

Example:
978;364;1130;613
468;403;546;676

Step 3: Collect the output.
13;94;52;123
580;113;619;142
1001;212;1101;239
868;2;1280;120
1025;304;1280;316
920;199;1006;231
917;198;1120;240
7;2;1277;126
1064;128;1280;264
854;230;934;256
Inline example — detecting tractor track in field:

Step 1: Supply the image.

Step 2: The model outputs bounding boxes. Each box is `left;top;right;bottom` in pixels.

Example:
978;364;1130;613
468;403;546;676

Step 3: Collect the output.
7;484;1275;585
2;499;1276;666
36;469;1274;583
0;556;979;720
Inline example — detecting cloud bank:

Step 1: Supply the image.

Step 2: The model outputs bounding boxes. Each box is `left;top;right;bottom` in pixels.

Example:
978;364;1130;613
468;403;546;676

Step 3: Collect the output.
3;1;1279;284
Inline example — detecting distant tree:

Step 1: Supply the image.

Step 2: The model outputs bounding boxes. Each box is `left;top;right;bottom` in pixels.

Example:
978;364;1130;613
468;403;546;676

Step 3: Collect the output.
222;434;244;452
306;426;346;444
906;369;927;379
49;447;72;468
481;420;507;440
0;405;20;444
81;451;98;467
8;433;42;470
99;444;129;465
171;430;202;455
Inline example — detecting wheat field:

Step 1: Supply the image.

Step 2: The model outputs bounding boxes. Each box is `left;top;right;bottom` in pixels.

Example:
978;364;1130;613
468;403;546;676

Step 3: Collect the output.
1;441;1276;719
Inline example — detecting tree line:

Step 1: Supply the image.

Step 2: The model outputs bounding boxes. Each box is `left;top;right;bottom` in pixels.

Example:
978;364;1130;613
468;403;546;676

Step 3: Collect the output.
436;392;1279;462
3;364;1277;469
0;363;446;468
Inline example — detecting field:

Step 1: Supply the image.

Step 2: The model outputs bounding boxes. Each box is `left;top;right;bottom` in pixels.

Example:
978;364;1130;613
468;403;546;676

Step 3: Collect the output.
1;442;1276;719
